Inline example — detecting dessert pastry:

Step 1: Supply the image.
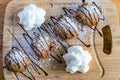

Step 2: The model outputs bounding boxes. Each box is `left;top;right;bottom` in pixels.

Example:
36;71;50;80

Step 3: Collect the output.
4;47;30;72
31;33;53;58
63;46;92;73
18;4;46;30
53;15;79;40
76;1;104;27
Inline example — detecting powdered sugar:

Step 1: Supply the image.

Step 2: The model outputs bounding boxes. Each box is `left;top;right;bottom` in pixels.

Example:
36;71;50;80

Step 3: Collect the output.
6;49;28;65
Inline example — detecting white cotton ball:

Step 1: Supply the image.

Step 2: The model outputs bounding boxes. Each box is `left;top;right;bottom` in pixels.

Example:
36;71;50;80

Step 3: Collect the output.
63;46;92;73
17;4;46;31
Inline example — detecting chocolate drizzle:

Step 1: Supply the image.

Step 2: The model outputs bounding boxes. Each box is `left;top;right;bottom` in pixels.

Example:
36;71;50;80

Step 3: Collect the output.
76;2;104;36
37;26;62;63
81;6;94;25
63;7;75;15
51;15;90;47
62;2;104;37
5;47;34;80
7;29;48;80
14;73;20;80
20;72;33;80
4;2;106;79
92;2;105;20
40;23;68;53
19;23;62;63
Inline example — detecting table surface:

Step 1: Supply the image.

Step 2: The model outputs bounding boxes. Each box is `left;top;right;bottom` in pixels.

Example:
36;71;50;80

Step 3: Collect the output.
0;0;120;80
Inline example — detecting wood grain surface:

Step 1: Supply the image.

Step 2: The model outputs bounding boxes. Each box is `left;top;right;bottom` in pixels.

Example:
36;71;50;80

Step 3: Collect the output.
0;0;120;80
0;1;11;80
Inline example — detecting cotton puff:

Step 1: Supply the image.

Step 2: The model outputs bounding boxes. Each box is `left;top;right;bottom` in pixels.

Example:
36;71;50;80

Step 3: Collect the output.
17;4;46;30
63;46;92;73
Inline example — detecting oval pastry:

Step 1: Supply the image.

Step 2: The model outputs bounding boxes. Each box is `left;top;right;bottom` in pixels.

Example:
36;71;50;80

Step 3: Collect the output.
76;1;103;27
31;34;52;58
4;48;30;72
54;15;79;40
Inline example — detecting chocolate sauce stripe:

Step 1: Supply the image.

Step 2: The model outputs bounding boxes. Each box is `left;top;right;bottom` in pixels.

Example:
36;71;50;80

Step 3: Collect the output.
82;6;93;25
18;53;28;68
47;23;56;35
30;60;48;76
40;25;52;38
92;2;102;14
39;25;48;33
77;8;93;25
18;52;36;80
14;73;20;80
51;54;62;63
94;8;100;22
42;23;55;37
92;2;105;20
31;44;43;58
19;61;35;80
36;31;51;49
37;35;47;47
56;22;68;39
8;54;20;71
59;19;73;37
33;32;40;37
63;7;72;15
26;68;36;80
46;23;60;40
39;26;55;42
89;6;98;25
57;48;64;57
64;17;78;36
12;50;21;69
20;72;32;80
31;63;41;75
13;48;28;68
12;49;21;67
23;33;32;45
50;16;58;24
29;51;39;61
80;25;84;31
69;9;76;14
52;50;63;63
18;23;32;40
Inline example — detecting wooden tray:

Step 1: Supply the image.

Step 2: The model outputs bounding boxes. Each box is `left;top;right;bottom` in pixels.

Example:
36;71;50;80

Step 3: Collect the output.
3;0;120;80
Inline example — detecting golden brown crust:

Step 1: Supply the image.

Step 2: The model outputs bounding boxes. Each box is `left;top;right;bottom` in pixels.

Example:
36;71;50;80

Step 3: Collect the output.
76;3;101;27
31;34;53;58
5;50;30;72
54;25;79;40
53;16;79;40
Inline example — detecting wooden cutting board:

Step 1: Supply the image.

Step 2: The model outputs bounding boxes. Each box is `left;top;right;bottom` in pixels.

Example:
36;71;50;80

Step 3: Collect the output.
2;0;120;80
